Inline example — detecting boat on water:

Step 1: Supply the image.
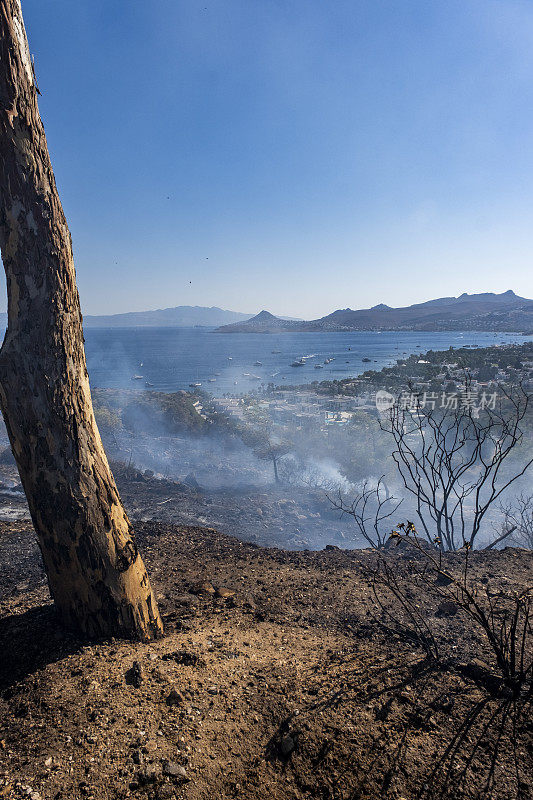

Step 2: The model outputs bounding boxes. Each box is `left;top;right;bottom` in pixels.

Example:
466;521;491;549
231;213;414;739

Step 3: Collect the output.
324;357;335;364
242;372;251;377
208;378;216;382
271;349;281;354
253;361;263;366
314;364;323;369
189;382;202;388
362;357;371;363
145;381;154;387
131;375;143;380
291;359;306;367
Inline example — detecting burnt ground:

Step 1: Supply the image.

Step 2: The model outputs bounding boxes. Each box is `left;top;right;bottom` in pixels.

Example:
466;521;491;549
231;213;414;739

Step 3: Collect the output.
0;519;532;800
0;462;357;551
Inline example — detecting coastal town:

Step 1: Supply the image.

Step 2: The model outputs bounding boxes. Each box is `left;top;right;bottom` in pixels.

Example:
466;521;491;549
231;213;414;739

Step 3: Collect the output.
211;341;533;432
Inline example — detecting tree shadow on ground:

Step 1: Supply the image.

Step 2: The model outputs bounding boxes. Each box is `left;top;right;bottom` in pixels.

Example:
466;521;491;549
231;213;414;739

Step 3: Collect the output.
0;604;84;692
264;646;532;800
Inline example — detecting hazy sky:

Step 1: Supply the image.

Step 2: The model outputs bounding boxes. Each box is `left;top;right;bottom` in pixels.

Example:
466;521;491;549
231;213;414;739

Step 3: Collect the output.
7;0;533;318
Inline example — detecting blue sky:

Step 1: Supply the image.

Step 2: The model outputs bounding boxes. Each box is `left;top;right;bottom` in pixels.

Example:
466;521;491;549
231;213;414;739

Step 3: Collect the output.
7;0;533;318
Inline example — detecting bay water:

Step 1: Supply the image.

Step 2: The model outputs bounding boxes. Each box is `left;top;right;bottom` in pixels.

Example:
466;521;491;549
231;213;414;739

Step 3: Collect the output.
84;327;531;396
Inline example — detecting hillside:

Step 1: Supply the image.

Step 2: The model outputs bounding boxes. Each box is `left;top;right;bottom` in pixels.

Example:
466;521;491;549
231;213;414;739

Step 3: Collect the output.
216;290;533;333
0;520;531;800
216;310;303;333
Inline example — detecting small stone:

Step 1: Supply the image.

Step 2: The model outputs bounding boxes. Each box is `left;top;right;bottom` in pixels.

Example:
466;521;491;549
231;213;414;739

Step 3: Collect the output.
215;587;235;599
162;760;188;781
166;688;184;706
131;749;142;765
137;766;159;785
125;661;143;688
280;734;295;756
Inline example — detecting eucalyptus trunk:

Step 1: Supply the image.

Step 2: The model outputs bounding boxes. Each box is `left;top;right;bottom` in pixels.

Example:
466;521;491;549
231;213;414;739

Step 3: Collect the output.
0;0;163;639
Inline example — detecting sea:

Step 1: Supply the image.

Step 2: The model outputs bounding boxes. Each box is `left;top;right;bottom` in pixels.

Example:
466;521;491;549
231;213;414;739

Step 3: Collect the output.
83;328;533;397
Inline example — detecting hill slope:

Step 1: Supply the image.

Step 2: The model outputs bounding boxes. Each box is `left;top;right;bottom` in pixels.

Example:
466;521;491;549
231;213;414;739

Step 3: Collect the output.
216;309;303;333
217;290;533;333
0;521;531;800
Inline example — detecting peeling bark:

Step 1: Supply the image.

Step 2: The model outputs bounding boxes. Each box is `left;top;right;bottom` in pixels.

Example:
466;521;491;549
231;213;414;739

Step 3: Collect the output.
0;0;163;639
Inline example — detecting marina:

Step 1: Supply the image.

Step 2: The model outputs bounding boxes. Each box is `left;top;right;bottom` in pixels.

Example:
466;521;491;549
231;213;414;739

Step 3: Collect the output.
84;327;532;398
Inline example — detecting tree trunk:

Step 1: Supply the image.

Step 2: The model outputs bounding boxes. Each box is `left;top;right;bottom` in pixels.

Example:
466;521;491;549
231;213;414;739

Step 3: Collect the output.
0;0;163;640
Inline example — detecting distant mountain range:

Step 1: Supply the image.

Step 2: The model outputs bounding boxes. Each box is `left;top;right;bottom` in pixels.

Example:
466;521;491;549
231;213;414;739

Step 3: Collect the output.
0;305;303;329
216;291;533;334
83;305;254;328
0;305;254;329
1;292;532;333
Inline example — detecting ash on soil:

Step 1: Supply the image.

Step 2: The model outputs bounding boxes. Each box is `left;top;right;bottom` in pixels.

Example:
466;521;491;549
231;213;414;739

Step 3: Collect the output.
0;519;532;800
0;460;357;551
